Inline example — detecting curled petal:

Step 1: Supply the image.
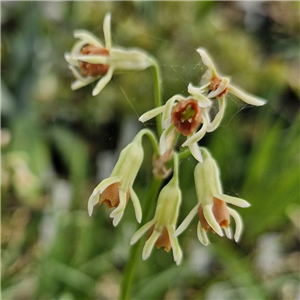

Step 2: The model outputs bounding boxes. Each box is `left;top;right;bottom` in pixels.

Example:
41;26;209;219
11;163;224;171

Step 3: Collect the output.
224;226;232;240
71;79;95;90
203;204;223;236
130;187;142;223
187;143;203;163
142;230;161;260
162;95;186;128
182;118;208;147
159;124;174;155
130;220;156;245
74;29;103;47
215;193;250;208
139;106;165;123
188;84;212;107
197;222;210;246
110;190;127;226
87;176;119;216
196;48;218;77
206;96;226;132
92;67;114;96
207;77;230;98
167;226;182;265
103;12;112;50
69;65;96;84
228;208;243;242
228;84;267;106
174;204;198;237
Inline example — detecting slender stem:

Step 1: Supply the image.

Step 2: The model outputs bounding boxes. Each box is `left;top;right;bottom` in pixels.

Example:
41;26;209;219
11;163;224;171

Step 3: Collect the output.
119;177;162;300
150;58;163;136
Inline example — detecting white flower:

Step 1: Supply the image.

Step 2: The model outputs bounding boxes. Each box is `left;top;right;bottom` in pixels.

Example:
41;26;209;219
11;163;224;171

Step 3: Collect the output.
174;148;250;245
130;153;182;265
65;12;153;96
139;89;211;162
88;130;155;226
189;48;267;132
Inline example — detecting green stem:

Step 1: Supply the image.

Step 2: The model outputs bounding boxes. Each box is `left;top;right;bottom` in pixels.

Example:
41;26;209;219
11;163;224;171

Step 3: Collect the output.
150;58;163;136
119;177;162;300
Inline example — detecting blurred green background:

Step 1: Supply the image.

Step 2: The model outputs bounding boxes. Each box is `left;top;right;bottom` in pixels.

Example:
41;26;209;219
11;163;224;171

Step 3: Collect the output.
1;1;299;300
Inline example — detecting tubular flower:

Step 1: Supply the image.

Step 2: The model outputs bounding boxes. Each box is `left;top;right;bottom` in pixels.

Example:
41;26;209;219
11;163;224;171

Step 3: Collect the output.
188;48;267;132
88;129;156;226
174;148;250;245
65;12;153;96
130;153;183;265
139;89;211;162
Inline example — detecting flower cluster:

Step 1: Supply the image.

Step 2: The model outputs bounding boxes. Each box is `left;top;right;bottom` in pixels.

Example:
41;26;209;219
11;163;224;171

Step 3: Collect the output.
65;13;266;265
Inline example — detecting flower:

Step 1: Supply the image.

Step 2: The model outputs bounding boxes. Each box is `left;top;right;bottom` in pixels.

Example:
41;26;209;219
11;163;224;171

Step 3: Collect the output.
65;12;153;96
88;130;153;226
139;88;212;162
130;153;183;265
188;48;267;132
174;148;250;245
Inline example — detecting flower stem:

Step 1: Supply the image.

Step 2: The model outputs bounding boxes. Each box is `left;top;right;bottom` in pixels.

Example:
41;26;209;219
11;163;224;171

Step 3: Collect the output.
150;58;163;136
119;177;162;300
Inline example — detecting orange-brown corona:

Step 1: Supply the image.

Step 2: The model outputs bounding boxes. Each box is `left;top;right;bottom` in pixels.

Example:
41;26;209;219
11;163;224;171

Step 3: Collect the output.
171;99;202;136
209;77;228;98
79;44;110;76
99;182;130;208
198;197;230;233
148;225;171;252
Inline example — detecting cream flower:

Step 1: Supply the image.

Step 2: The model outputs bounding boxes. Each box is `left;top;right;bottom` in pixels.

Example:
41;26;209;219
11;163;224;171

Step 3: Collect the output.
174;148;250;245
65;12;153;96
189;48;267;132
139;88;211;162
88;129;157;226
130;153;182;265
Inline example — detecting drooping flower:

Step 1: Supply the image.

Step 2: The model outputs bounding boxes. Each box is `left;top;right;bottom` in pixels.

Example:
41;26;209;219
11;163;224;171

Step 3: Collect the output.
130;153;183;265
88;129;156;226
65;12;153;96
189;48;267;132
139;89;211;162
174;148;250;245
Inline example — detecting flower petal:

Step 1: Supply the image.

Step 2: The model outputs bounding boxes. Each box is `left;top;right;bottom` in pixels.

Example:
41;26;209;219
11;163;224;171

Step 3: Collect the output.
196;48;218;77
228;207;243;242
103;12;112;50
162;95;186;128
130;187;142;223
142;230;161;260
224;226;232;240
74;55;108;64
174;204;199;237
187;143;203;163
74;29;103;47
159;124;174;154
203;204;223;236
206;96;226;132
197;221;210;246
130;220;156;245
188;84;212;107
215;193;250;208
87;193;99;217
92;67;114;96
207;77;230;98
139;106;165;123
228;84;267;106
167;226;183;265
69;65;96;84
110;190;127;226
182;118;207;147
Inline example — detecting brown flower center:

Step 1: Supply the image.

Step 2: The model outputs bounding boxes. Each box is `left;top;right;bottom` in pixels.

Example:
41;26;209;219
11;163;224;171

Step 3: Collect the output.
99;182;129;208
79;44;110;77
148;225;171;252
209;77;228;98
171;99;202;136
198;197;230;232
